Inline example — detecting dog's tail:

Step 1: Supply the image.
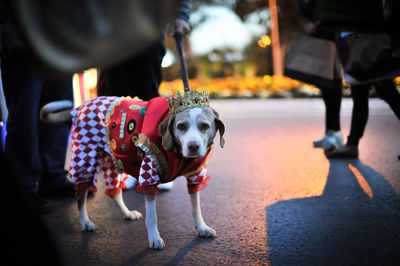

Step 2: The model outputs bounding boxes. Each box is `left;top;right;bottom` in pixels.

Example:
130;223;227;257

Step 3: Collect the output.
40;100;74;123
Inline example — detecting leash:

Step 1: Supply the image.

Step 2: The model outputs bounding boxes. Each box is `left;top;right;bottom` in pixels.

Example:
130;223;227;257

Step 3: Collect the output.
173;32;190;93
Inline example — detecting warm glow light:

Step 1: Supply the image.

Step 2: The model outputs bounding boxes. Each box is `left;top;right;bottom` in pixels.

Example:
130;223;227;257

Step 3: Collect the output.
261;35;271;45
72;74;82;107
258;39;267;48
349;164;373;199
72;68;98;107
83;68;98;90
258;35;271;48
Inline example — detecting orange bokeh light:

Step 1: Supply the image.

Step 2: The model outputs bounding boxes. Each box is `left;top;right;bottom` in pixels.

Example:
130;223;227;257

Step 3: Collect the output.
258;35;271;48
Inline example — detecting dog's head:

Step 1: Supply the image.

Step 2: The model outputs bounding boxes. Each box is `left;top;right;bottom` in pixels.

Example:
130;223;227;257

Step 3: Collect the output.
159;107;225;158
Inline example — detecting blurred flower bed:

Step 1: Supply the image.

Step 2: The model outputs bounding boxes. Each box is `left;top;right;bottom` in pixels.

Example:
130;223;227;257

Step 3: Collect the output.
74;70;400;101
159;75;321;98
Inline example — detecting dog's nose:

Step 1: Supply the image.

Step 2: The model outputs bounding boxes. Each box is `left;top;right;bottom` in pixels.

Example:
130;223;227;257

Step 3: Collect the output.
188;142;199;153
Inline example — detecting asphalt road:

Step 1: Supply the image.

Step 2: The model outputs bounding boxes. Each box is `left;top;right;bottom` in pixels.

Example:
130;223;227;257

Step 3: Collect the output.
43;98;400;265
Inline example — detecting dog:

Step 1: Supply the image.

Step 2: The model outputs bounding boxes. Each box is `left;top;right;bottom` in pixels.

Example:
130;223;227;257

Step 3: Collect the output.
40;89;225;249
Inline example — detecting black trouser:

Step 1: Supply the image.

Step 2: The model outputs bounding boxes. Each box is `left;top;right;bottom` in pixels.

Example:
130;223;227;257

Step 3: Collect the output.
321;82;342;132
347;79;400;146
97;40;166;100
2;58;73;190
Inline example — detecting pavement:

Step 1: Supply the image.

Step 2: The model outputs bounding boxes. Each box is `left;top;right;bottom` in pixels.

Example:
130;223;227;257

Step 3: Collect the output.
42;98;400;265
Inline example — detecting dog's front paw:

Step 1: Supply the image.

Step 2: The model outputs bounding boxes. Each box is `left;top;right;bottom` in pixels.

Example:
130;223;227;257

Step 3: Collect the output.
196;225;216;238
149;236;165;250
124;210;143;220
81;221;95;232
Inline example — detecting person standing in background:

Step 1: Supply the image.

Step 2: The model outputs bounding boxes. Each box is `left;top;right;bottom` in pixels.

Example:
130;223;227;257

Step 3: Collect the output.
1;5;75;213
326;1;400;158
296;0;345;151
97;0;191;191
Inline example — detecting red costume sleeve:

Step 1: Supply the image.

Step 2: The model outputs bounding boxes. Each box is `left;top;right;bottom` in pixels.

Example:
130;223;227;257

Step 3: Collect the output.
186;168;210;194
136;155;162;195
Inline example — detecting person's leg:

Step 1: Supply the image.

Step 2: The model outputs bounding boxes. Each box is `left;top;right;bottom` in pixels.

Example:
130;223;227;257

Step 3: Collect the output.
314;82;343;149
374;80;400;160
2;59;43;191
347;84;370;147
99;40;166;100
374;79;400;120
321;86;342;132
326;84;370;158
37;78;75;197
313;88;332;147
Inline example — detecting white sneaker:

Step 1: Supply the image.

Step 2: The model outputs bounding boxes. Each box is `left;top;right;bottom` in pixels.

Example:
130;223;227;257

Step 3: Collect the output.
334;131;345;146
158;181;174;191
124;175;137;190
313;136;327;147
323;130;344;152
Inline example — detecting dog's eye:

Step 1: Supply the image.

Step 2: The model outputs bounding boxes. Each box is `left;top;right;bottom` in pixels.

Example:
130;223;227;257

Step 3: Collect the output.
177;123;187;131
199;123;210;131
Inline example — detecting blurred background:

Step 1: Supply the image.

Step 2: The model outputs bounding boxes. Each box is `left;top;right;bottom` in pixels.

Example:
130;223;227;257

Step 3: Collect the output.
73;0;400;106
70;0;400;103
2;1;399;264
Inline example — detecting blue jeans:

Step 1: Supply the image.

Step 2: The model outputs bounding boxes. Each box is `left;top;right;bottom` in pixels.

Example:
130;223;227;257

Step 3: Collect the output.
2;58;73;190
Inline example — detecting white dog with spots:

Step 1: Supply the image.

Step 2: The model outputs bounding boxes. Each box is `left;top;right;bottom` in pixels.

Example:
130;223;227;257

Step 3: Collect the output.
40;93;225;250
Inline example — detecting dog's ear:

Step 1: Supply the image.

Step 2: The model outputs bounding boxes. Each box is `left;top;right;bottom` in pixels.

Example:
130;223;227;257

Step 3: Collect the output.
212;109;225;148
159;115;175;150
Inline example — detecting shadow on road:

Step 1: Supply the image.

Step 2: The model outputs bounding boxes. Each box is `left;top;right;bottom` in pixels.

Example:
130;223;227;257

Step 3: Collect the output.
123;237;214;266
165;237;215;266
266;159;400;265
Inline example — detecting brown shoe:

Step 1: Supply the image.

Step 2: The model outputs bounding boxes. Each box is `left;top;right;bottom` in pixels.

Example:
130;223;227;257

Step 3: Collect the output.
325;144;359;158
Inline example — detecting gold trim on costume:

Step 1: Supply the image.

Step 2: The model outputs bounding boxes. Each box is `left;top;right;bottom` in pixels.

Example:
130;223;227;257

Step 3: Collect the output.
136;134;170;179
105;98;124;172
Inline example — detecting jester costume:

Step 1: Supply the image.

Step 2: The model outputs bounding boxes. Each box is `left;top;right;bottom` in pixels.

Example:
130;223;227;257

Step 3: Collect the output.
69;95;211;196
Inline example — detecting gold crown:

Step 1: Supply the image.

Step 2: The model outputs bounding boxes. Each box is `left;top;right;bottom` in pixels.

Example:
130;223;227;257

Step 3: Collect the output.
168;88;210;115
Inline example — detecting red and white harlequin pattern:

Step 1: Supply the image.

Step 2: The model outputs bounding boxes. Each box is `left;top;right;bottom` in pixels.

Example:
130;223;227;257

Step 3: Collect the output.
186;168;210;194
136;154;210;195
101;156;129;194
136;155;161;194
69;96;128;196
187;168;208;185
69;96;210;196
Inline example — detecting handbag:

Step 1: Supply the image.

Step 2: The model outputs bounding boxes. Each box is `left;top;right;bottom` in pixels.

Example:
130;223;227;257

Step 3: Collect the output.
284;33;340;89
336;32;400;82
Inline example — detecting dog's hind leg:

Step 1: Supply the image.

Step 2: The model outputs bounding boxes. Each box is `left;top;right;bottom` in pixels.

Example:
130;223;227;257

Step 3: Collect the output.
112;192;143;220
76;188;95;232
190;191;216;238
102;161;143;220
144;193;165;249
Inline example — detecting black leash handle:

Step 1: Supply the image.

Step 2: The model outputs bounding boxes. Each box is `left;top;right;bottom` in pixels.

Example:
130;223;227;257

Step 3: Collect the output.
173;32;190;93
